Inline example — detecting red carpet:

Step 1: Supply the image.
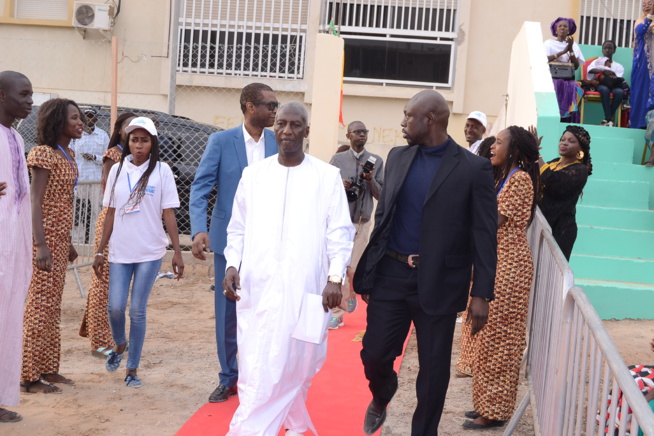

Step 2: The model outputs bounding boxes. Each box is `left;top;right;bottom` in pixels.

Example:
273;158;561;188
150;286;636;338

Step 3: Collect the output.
177;296;410;436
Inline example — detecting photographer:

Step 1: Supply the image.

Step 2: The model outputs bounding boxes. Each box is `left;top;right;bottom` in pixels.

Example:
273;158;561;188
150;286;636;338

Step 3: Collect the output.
329;121;383;329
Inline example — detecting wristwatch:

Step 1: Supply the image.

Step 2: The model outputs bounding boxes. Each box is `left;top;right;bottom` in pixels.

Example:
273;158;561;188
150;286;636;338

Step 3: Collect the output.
328;274;343;285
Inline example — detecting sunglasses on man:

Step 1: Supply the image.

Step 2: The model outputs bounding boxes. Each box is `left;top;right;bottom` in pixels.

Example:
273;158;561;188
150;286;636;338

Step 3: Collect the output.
250;101;280;111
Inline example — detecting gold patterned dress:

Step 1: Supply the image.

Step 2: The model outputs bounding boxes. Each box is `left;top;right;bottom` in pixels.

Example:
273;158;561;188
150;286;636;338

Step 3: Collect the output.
22;145;77;382
81;146;123;352
457;170;534;421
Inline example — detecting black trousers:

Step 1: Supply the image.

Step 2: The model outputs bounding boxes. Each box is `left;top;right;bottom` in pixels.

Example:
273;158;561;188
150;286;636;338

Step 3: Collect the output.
361;255;457;436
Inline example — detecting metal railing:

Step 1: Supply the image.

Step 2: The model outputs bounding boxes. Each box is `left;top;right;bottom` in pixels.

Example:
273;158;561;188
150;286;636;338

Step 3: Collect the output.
505;208;654;435
68;180;103;298
579;0;641;48
177;0;309;79
320;0;459;87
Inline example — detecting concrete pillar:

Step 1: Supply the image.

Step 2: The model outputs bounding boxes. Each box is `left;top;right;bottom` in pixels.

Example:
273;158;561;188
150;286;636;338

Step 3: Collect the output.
306;33;344;163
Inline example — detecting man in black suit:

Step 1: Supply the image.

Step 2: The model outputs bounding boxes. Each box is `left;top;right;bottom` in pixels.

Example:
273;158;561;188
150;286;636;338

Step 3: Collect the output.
354;90;498;435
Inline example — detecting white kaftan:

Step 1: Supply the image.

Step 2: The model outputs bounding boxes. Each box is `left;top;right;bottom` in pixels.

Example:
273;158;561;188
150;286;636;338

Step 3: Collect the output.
0;125;32;406
224;154;355;436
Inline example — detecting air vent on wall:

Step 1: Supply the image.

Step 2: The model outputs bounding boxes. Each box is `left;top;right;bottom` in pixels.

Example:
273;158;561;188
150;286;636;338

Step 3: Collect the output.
72;2;114;30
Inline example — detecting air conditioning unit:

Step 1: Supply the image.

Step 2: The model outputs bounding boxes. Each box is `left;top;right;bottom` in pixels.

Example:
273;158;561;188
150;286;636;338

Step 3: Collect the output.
72;2;114;30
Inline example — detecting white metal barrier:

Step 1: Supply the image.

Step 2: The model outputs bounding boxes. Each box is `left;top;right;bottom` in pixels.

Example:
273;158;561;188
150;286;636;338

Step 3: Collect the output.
69;180;103;298
505;209;654;435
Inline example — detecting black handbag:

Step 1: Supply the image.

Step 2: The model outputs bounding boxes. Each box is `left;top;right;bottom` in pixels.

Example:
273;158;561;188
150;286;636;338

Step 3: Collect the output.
549;62;575;80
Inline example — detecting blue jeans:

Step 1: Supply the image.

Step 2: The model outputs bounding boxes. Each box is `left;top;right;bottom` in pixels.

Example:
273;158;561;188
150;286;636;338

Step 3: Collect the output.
108;258;163;370
597;84;625;121
214;253;238;387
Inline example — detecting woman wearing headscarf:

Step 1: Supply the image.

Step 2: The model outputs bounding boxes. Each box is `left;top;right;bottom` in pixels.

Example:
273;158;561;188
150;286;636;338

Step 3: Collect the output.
21;98;83;393
630;0;654;130
93;117;183;388
80;112;136;357
544;17;585;122
459;126;540;430
539;125;593;261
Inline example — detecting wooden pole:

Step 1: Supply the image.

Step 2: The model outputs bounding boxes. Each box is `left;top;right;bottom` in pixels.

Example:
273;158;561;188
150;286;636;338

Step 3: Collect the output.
111;36;118;130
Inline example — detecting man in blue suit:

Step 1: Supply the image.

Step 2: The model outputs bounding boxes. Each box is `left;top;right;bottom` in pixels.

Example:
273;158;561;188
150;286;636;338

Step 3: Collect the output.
189;83;279;403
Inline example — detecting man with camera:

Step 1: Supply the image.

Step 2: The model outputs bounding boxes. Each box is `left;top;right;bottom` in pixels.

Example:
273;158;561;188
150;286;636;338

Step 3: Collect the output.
328;121;383;330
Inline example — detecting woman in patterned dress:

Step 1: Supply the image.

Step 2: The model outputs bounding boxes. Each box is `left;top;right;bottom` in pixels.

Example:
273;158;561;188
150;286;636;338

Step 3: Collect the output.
459;126;540;429
539;125;592;260
20;98;84;393
80;112;136;357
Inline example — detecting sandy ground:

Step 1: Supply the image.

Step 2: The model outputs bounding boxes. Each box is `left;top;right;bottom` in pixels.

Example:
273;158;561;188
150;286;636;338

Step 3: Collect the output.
2;254;653;436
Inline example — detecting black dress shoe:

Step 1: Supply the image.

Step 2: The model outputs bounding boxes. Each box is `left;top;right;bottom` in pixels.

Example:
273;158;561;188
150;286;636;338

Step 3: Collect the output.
464;410;480;419
208;384;237;403
462;419;506;430
363;400;387;435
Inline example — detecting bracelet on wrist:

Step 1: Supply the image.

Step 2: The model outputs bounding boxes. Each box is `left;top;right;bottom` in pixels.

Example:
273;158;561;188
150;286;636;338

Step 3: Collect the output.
95;253;104;257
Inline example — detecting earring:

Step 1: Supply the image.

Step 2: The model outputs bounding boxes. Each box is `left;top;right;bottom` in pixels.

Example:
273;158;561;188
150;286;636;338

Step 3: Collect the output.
577;150;585;160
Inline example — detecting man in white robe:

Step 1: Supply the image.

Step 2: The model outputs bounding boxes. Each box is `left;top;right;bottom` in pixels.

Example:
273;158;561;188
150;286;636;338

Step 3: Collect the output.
223;102;355;436
0;71;33;423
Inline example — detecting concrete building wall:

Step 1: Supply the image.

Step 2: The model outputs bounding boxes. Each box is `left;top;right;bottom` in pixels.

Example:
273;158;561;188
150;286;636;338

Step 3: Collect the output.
0;0;583;159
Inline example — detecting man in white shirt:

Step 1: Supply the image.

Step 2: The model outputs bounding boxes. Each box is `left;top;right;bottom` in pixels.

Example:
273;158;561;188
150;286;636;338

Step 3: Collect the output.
72;108;110;243
587;40;626;127
223;102;355;436
190;83;279;404
464;111;487;155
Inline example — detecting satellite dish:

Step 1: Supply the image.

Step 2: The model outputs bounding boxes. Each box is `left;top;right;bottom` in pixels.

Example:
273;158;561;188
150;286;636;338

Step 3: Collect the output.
75;4;95;26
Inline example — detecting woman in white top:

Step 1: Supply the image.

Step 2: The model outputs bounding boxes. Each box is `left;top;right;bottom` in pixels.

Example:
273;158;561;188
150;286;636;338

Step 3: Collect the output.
543;17;586;122
92;117;183;388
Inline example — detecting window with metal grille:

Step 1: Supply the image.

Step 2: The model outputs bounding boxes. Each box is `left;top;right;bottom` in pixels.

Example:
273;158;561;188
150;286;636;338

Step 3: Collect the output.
177;0;309;79
322;0;459;87
578;0;641;48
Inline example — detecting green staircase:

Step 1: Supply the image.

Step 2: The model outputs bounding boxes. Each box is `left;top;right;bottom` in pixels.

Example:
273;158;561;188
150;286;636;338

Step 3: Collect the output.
563;125;654;319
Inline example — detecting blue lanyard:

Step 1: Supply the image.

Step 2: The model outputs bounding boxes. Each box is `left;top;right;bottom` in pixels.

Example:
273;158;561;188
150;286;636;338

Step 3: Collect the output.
496;167;520;197
126;172;141;193
57;144;78;188
117;144;124;151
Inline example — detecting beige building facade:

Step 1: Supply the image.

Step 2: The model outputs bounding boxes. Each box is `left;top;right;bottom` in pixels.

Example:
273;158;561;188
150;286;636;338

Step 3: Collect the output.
0;0;582;160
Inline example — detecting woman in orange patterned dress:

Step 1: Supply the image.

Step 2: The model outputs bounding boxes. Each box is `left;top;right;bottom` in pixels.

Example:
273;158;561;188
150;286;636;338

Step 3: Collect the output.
80;112;136;357
21;99;84;393
459;126;540;429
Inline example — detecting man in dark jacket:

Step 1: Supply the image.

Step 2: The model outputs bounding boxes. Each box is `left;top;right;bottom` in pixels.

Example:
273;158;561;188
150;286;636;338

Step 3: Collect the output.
355;90;498;436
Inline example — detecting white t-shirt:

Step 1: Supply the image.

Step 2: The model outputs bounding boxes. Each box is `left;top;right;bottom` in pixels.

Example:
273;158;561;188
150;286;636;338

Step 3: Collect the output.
586;57;624;80
543;39;586;64
467;139;482;155
103;156;180;263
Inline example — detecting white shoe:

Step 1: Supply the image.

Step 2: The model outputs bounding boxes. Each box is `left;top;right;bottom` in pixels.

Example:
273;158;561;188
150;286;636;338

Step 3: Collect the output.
285;431;304;436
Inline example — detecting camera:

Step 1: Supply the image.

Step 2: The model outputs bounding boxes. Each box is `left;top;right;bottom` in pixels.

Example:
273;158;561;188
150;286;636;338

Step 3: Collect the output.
346;156;377;202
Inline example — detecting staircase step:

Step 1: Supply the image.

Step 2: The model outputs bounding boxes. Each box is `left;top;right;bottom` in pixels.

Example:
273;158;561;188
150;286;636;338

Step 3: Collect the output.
575;226;654;259
575;279;654;319
580;125;647;165
577;205;654;231
570;254;654;285
586;136;634;164
592;161;654;182
581;179;650;209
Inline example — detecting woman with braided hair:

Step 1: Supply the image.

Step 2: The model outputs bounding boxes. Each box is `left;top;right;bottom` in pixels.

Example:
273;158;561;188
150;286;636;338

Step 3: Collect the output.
459;126;540;430
80;112;136;357
539;125;592;260
21;98;83;393
93;117;183;388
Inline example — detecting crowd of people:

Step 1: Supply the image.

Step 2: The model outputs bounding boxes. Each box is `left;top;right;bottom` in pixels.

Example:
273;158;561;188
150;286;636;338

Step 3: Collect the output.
545;3;654;168
0;23;641;433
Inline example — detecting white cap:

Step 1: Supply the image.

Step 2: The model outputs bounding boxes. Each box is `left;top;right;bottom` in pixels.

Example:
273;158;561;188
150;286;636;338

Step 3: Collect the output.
125;117;158;136
466;111;487;129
